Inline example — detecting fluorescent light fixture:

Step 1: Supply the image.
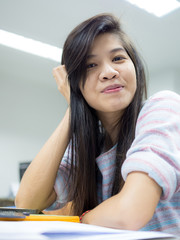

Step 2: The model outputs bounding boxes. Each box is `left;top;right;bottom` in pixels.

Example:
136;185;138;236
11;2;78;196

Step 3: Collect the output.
0;29;62;62
126;0;180;17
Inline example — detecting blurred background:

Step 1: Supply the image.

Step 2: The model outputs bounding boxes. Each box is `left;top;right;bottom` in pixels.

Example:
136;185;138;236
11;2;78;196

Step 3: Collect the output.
0;0;180;201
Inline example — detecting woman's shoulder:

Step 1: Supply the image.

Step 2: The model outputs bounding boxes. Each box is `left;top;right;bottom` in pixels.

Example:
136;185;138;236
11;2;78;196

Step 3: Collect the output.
142;90;180;111
146;90;180;104
137;90;180;126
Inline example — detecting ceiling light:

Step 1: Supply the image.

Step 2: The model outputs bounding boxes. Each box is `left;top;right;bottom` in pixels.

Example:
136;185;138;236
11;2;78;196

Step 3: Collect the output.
126;0;180;17
0;29;62;62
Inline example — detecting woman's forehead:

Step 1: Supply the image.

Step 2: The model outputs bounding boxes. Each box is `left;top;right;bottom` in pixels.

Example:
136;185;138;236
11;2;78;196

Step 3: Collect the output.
90;33;124;50
88;33;125;56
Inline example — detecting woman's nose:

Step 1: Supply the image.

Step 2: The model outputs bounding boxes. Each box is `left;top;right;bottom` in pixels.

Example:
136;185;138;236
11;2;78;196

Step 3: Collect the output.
99;64;119;81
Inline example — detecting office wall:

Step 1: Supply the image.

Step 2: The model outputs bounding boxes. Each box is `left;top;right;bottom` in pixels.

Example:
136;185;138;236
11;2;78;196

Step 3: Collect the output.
0;66;67;198
148;68;180;96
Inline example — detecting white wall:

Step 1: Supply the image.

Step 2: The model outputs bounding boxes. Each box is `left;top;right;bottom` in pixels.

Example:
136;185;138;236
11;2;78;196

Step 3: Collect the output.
0;65;67;198
147;68;180;96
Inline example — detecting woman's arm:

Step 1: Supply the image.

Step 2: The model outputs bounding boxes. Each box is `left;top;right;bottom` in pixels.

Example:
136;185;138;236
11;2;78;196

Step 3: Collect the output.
82;171;162;230
15;66;70;211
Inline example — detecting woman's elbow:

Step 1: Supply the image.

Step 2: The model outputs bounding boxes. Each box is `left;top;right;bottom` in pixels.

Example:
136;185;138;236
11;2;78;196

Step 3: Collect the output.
116;209;153;231
15;193;25;208
15;190;38;209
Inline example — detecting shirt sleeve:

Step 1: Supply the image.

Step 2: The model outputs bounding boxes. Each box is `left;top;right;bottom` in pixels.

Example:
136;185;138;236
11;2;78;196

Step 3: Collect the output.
121;90;180;201
47;144;72;210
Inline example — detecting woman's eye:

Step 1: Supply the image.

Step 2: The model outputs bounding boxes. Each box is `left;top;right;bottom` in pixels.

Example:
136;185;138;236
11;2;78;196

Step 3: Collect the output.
113;56;125;62
86;63;97;69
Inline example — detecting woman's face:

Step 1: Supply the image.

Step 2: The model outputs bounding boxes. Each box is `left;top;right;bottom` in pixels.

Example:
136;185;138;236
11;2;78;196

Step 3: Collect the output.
80;33;137;120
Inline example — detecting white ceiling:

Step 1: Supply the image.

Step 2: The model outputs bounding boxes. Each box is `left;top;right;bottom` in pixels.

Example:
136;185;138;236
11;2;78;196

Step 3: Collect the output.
0;0;180;87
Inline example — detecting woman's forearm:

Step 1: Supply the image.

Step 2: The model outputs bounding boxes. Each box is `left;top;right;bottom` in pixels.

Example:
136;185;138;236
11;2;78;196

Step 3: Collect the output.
15;108;70;210
82;172;161;230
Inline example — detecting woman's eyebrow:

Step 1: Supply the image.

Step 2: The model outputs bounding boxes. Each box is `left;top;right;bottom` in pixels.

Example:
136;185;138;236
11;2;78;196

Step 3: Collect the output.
110;47;126;53
87;54;97;60
87;47;126;59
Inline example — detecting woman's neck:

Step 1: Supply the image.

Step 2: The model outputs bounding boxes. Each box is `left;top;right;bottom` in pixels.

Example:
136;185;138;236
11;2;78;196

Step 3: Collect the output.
98;111;122;146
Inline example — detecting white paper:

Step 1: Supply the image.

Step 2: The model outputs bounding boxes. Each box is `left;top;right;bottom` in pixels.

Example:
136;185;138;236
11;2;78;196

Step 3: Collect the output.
0;221;176;240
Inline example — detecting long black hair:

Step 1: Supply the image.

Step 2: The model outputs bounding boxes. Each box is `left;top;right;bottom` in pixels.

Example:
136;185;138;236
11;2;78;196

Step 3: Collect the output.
61;13;147;215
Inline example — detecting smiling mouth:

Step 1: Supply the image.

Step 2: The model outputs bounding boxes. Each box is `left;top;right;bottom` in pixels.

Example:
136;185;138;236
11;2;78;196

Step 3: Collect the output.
101;85;124;94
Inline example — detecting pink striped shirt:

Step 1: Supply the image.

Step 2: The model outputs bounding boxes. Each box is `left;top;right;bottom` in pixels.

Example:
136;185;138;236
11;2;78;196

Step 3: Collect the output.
122;90;180;234
50;90;180;235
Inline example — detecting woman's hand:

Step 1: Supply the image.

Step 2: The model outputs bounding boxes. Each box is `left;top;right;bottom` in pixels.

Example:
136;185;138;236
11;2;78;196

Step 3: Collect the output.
53;65;70;105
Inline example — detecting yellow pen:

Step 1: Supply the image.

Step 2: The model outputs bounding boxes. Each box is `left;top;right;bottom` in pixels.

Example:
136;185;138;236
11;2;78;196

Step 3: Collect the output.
24;214;80;223
0;210;80;223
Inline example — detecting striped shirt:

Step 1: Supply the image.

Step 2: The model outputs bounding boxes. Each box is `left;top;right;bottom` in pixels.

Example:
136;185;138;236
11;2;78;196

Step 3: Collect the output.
50;90;180;235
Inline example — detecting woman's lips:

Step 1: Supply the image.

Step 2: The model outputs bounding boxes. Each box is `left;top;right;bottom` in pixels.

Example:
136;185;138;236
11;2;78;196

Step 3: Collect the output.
101;84;124;93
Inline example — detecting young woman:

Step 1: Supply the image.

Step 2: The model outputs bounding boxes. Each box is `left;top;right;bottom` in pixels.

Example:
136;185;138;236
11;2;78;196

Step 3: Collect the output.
15;14;180;234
